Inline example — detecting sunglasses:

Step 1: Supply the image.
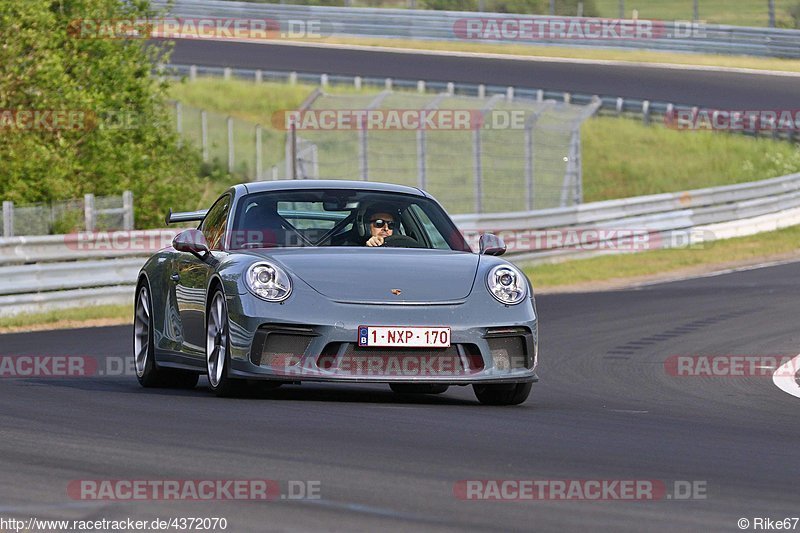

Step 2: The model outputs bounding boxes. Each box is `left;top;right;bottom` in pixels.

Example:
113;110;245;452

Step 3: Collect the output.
370;219;395;230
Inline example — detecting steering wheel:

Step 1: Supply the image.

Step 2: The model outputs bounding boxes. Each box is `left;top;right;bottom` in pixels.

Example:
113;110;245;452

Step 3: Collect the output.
381;234;424;248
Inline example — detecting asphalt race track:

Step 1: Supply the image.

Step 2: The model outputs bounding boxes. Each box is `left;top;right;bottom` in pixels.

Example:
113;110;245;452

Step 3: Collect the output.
1;262;799;531
166;39;800;108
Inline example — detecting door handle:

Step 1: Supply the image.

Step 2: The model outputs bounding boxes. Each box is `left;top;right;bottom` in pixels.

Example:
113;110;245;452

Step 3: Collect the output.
171;273;180;283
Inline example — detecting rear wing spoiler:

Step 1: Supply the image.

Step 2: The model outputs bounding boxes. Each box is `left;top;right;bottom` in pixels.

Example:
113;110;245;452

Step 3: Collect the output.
166;208;208;225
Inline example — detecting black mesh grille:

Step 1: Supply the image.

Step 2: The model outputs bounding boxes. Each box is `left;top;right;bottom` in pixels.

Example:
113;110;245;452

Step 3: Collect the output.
487;336;528;370
251;326;316;367
319;344;474;376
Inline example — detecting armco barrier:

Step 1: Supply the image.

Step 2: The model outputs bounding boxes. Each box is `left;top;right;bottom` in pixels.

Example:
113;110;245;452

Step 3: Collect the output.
152;0;800;59
2;172;800;316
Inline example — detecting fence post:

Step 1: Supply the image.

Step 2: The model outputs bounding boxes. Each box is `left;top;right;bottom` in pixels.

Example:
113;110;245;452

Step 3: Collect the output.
416;128;426;191
311;145;319;179
122;191;134;231
227;116;234;173
359;124;369;181
472;128;482;213
201;110;209;162
290;124;297;179
289;71;297;85
223;67;232;80
417;80;425;93
385;78;393;90
478;84;485;99
524;119;536;211
84;194;96;232
2;201;13;238
189;65;197;81
255;124;263;180
321;74;329;87
255;69;263;83
354;76;362;90
642;100;651;125
560;129;582;207
447;82;454;95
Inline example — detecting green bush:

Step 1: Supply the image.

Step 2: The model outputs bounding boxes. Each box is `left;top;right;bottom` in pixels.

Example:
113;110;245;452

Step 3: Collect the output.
790;1;800;28
423;0;597;15
0;0;203;228
422;0;477;10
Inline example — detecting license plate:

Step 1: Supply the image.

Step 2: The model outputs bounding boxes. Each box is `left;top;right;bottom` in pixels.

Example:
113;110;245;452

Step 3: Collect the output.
358;326;451;348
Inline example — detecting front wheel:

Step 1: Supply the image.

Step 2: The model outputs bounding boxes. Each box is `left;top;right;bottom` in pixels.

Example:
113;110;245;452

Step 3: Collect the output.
473;382;532;406
206;289;245;397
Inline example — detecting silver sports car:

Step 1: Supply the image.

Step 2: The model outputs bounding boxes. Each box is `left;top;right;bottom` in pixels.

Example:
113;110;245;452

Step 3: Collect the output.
134;180;538;405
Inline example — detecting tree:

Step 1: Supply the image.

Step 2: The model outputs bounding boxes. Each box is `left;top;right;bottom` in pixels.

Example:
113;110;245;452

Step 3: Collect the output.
0;0;202;228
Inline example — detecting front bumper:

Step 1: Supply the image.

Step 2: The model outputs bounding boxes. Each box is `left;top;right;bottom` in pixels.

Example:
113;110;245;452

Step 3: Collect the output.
225;289;538;385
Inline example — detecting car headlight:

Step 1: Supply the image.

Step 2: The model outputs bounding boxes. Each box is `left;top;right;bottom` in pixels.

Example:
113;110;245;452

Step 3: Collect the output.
246;262;292;302
486;265;527;305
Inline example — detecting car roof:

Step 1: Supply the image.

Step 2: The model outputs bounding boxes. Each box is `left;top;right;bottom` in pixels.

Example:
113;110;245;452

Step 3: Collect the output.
238;180;426;197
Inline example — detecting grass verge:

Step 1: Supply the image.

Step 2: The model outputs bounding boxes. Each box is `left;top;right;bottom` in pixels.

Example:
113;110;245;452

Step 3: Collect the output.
524;224;800;290
169;78;800;206
279;36;800;74
0;304;132;334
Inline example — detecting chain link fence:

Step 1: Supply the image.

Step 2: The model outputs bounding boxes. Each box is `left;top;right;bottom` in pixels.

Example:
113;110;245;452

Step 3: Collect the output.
0;192;133;237
170;78;599;214
281;90;599;212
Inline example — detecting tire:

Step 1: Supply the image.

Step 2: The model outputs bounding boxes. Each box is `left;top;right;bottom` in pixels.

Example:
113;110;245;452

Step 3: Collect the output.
134;284;199;389
390;383;449;395
473;382;532;406
206;289;245;397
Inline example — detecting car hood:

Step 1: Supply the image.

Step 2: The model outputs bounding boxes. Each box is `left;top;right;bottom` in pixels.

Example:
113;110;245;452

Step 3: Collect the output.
245;248;479;304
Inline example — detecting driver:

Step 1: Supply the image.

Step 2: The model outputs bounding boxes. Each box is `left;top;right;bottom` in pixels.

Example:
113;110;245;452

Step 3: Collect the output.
365;210;395;247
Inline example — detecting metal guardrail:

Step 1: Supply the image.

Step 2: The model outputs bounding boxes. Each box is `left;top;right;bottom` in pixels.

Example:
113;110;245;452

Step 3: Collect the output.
154;0;800;58
3;172;800;316
167;63;800;144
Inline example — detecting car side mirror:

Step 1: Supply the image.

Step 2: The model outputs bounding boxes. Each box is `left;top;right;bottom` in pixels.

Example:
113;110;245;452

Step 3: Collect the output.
173;229;210;259
479;233;506;256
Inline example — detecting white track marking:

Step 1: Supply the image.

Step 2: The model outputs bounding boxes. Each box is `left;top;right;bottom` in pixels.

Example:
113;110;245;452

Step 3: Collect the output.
773;354;800;399
170;36;800;78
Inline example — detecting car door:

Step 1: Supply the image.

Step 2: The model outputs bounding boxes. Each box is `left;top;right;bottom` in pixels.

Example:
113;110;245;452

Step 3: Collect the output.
175;194;231;357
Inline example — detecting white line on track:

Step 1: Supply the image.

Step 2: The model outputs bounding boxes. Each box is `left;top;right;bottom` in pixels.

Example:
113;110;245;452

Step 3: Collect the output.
170;36;800;78
773;354;800;399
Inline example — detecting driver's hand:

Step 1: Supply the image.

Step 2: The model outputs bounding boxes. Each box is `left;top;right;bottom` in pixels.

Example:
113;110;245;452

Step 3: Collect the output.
366;236;384;247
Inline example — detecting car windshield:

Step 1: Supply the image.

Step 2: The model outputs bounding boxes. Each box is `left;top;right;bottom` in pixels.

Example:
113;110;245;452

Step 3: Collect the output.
229;189;471;251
